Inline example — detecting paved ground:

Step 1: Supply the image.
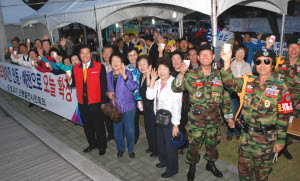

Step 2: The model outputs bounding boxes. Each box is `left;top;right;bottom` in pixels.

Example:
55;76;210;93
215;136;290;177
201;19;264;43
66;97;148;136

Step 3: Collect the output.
0;107;91;181
0;89;239;181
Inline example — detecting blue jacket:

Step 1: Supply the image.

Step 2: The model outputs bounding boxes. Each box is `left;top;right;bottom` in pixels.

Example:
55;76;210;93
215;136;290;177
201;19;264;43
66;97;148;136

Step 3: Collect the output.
107;70;137;113
244;40;262;65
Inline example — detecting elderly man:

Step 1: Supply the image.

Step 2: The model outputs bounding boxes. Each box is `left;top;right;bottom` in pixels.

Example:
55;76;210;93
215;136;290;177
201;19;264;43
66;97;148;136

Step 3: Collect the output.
221;49;292;180
172;44;234;180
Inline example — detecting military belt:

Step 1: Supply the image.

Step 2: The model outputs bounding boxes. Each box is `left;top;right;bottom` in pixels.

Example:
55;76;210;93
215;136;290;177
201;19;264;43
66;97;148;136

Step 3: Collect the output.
246;124;276;134
191;105;215;115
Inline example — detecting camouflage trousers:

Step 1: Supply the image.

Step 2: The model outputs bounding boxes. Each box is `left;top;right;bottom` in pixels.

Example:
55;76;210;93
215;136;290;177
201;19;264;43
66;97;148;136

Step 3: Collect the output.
186;123;221;164
238;131;276;181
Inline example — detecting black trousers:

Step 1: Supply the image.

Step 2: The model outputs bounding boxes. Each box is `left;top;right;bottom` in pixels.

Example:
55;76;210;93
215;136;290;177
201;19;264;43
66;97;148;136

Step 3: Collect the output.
103;114;114;138
144;109;157;155
134;108;140;143
157;123;178;175
79;103;107;150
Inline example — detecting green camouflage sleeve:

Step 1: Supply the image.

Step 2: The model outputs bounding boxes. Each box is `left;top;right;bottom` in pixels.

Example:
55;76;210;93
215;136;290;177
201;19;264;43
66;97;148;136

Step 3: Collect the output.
222;89;233;118
275;85;291;146
171;74;187;92
220;67;244;93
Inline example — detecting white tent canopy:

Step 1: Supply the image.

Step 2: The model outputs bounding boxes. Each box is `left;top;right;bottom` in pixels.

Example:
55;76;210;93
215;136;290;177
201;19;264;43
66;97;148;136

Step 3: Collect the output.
99;4;193;30
217;0;288;16
0;0;35;25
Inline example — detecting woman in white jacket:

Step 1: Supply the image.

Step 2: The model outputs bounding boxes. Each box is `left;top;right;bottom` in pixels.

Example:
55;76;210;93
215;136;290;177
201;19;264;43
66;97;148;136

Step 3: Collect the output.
146;58;182;178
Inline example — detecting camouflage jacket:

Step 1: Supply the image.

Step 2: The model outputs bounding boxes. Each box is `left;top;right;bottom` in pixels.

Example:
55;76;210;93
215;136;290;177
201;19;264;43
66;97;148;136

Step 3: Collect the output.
171;66;233;125
276;57;300;107
221;68;292;146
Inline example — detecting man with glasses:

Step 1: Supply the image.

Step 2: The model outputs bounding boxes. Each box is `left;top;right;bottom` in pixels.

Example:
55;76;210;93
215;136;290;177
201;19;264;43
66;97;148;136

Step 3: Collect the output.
220;49;293;181
172;44;234;180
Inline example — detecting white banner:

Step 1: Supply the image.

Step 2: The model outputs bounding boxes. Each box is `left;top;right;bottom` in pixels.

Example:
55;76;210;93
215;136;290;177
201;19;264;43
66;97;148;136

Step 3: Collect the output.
0;62;82;125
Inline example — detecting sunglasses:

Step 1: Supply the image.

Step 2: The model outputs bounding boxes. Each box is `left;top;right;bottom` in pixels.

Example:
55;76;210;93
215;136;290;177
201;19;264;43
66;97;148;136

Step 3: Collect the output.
255;59;271;65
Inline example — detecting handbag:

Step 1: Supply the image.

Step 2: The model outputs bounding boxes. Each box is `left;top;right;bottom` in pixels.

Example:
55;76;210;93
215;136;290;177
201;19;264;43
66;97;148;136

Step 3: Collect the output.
155;109;172;127
101;98;123;123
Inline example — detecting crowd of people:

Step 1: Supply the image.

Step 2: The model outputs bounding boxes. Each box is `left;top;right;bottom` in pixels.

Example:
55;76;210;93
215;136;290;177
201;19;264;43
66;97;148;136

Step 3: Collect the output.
2;29;299;180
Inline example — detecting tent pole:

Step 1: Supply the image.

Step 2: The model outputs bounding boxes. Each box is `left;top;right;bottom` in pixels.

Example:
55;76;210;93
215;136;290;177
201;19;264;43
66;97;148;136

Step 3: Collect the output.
21;25;25;42
49;30;54;45
84;25;87;44
279;13;286;56
97;21;103;63
211;0;217;48
179;19;183;38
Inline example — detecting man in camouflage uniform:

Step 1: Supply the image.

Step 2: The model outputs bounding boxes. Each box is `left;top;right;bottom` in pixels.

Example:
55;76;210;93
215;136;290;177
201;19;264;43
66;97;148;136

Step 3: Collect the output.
275;39;300;160
221;49;293;181
172;44;234;181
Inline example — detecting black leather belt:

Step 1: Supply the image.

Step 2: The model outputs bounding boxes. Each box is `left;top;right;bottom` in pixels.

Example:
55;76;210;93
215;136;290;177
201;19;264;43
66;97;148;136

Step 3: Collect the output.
246;124;276;133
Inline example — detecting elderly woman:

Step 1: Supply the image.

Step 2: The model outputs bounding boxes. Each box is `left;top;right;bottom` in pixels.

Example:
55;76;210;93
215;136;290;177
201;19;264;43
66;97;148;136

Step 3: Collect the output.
226;44;252;141
106;53;137;159
146;58;182;178
137;55;157;157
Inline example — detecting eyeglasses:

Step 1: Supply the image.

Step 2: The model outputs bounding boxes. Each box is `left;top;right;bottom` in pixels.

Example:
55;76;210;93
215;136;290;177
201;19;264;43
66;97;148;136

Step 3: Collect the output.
254;59;271;65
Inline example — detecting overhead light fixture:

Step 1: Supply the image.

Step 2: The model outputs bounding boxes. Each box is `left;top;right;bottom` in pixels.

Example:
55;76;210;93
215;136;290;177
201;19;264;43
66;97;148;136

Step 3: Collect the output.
29;24;32;27
151;18;155;25
172;12;177;19
116;23;119;28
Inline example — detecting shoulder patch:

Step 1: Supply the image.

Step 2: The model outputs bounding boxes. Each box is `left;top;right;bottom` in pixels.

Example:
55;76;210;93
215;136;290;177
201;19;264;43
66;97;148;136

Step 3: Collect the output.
274;78;283;84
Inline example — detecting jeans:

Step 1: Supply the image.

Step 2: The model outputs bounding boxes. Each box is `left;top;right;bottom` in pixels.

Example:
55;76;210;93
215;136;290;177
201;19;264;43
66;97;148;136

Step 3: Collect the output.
113;108;136;153
227;98;241;136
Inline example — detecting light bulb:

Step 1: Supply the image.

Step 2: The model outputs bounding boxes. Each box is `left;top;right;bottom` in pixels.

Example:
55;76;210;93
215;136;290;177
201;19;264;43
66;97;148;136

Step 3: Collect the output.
151;18;155;25
116;23;119;28
172;12;177;19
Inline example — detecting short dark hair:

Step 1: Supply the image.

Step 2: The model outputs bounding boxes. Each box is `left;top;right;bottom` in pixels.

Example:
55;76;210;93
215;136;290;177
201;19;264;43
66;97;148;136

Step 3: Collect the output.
232;44;248;60
28;49;38;56
101;45;114;53
117;38;124;44
49;47;61;56
42;39;52;46
127;47;139;56
12;37;20;43
137;55;151;66
170;50;183;60
34;39;42;44
109;52;124;65
144;35;154;42
156;57;172;73
179;38;188;44
69;54;81;62
129;33;134;37
79;44;91;53
19;43;27;49
188;47;198;55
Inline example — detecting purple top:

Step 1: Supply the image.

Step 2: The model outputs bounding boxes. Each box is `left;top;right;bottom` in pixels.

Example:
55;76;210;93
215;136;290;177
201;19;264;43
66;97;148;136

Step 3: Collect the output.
106;70;137;113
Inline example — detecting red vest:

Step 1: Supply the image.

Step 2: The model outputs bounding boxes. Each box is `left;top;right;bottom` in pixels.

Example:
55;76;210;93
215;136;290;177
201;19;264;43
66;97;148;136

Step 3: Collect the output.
73;61;102;104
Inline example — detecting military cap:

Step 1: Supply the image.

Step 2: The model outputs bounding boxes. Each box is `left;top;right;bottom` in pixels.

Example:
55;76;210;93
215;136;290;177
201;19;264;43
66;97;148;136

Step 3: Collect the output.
287;38;300;47
254;49;276;61
198;44;214;54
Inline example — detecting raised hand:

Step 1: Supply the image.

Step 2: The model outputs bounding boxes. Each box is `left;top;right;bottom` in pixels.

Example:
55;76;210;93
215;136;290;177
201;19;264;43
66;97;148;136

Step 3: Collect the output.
257;33;263;40
180;62;189;76
170;44;177;52
150;68;158;81
265;36;275;49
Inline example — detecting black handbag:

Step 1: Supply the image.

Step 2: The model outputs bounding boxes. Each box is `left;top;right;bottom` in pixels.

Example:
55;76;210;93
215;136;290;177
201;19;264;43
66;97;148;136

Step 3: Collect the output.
155;109;172;127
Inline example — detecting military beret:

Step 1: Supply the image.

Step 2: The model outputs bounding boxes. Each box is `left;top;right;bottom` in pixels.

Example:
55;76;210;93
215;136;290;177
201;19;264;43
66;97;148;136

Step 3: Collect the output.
253;49;276;61
198;44;214;54
287;38;300;47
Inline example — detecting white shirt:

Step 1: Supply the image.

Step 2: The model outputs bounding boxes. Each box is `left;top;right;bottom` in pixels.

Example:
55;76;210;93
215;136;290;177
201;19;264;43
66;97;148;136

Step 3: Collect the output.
231;60;252;78
11;54;32;68
146;76;182;125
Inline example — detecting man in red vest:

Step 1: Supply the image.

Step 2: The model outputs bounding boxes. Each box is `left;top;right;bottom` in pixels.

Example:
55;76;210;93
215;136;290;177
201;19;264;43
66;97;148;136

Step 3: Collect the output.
66;45;109;155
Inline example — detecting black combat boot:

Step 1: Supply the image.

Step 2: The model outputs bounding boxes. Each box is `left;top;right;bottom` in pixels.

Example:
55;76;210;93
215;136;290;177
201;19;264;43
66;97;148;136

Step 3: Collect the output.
187;163;196;181
206;161;223;178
